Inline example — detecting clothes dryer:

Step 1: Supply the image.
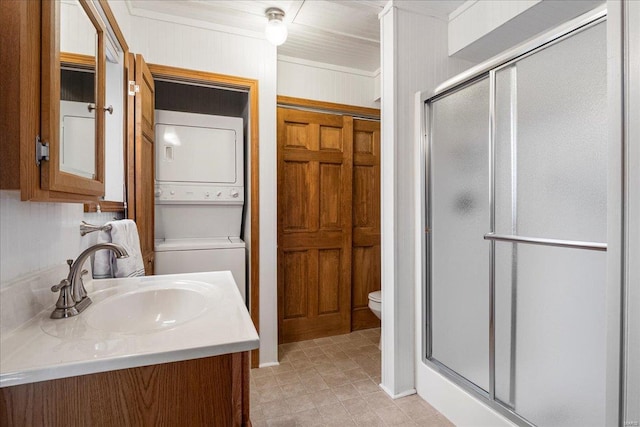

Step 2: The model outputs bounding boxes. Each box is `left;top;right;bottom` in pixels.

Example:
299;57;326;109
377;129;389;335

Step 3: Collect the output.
153;110;246;300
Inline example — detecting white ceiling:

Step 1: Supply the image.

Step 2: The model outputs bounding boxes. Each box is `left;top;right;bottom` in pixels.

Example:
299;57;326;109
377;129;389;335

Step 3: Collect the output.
126;0;465;73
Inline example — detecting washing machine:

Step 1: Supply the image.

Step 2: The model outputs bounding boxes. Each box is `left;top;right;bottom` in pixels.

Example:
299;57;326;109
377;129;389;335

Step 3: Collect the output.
153;110;246;301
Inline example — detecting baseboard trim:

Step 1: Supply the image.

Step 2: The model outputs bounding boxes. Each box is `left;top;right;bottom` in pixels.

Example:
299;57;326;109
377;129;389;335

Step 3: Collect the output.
379;383;417;399
258;361;280;369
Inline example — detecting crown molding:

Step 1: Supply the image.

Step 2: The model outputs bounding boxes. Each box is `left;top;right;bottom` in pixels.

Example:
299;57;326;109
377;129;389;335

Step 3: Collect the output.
124;1;266;41
277;55;379;77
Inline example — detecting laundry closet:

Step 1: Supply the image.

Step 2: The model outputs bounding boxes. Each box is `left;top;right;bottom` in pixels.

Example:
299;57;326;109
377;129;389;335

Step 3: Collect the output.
151;80;249;301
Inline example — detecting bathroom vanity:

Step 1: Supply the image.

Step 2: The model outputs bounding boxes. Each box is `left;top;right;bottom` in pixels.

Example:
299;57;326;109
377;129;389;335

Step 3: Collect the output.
0;271;259;426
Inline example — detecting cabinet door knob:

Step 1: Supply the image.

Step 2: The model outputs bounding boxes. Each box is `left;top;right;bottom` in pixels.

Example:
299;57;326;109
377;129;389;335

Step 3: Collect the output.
104;105;113;115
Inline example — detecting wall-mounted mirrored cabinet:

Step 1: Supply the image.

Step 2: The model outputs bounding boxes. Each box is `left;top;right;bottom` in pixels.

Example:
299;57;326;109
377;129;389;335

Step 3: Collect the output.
0;0;128;209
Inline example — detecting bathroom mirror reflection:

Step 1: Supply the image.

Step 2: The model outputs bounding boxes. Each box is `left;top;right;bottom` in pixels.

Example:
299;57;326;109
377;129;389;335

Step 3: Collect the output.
102;29;126;202
59;0;98;179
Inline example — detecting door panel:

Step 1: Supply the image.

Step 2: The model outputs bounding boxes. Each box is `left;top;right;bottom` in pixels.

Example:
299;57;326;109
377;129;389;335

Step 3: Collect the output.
282;161;314;231
319;164;342;229
352;245;380;327
132;54;155;276
351;119;381;331
278;108;353;343
282;250;310;319
318;249;341;314
319;126;343;151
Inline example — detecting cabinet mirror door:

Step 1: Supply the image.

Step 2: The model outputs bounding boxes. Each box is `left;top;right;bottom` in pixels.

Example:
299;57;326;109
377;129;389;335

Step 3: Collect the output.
41;0;105;197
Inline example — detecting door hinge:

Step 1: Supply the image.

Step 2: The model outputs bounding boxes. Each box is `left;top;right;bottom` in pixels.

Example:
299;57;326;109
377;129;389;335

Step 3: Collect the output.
128;81;140;96
35;135;49;165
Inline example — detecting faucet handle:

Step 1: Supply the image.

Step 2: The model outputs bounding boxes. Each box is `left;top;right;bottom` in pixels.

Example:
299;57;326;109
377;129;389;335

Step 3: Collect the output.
66;259;74;269
51;279;71;293
50;279;78;319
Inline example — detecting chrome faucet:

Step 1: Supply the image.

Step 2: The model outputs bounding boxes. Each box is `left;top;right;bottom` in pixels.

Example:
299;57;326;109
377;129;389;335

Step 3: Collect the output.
50;243;129;319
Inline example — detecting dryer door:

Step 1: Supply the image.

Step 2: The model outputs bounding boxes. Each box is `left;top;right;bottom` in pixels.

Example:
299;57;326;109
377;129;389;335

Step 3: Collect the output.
156;123;238;184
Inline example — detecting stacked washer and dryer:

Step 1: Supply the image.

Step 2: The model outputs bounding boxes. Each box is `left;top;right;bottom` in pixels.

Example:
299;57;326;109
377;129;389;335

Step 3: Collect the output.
153;110;246;301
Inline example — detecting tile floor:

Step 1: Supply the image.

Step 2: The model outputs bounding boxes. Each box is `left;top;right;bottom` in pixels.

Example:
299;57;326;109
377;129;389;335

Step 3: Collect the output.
250;328;454;426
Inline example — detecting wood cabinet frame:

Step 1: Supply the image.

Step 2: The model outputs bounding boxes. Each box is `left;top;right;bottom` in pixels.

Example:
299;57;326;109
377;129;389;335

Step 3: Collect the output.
0;0;129;207
40;0;106;197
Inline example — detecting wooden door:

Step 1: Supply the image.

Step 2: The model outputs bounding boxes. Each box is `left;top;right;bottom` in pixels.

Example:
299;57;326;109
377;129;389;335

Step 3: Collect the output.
127;53;155;275
277;108;353;344
351;119;381;330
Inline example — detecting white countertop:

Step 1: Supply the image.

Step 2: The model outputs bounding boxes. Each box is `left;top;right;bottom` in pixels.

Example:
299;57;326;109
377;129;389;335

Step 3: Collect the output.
0;271;259;388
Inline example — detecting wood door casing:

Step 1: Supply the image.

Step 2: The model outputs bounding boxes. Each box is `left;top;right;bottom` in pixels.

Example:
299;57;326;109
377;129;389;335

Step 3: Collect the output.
351;119;381;330
132;54;155;275
277;108;353;344
145;64;262;368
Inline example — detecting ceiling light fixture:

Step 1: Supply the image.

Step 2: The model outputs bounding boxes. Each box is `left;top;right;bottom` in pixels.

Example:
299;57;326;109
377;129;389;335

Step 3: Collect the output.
265;7;287;46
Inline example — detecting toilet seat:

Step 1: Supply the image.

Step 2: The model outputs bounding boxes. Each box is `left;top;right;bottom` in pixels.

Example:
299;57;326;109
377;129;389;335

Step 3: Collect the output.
368;290;381;303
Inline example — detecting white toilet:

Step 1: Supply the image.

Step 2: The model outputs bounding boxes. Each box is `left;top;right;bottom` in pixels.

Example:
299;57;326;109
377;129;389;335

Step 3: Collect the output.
368;290;382;349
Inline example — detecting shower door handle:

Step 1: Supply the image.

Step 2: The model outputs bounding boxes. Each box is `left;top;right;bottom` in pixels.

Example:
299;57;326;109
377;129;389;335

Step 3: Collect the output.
483;233;607;251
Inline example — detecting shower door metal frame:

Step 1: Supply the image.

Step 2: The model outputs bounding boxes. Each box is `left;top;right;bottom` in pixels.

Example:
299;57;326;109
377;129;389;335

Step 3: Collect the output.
421;6;611;426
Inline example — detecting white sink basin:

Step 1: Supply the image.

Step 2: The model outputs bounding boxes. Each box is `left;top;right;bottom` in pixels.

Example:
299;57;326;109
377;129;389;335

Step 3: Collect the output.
86;280;211;334
2;271;259;388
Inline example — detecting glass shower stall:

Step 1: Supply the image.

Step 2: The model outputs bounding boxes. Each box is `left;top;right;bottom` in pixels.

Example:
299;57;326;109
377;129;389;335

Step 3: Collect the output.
424;8;608;426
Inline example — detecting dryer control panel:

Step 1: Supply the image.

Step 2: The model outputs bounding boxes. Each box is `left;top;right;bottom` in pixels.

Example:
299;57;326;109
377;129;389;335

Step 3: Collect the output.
155;184;244;204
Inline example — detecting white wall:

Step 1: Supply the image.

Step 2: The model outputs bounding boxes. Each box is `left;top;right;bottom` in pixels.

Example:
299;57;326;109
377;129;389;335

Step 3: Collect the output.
0;193;91;284
0;191;120;332
110;4;280;366
379;0;475;399
60;0;95;56
277;56;379;109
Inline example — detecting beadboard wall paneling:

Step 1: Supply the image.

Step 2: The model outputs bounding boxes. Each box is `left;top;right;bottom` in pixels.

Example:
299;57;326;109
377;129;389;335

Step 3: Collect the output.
127;15;272;81
277;58;379;109
106;0;132;40
0;190;123;333
0;191;85;284
0;192;121;285
60;0;95;56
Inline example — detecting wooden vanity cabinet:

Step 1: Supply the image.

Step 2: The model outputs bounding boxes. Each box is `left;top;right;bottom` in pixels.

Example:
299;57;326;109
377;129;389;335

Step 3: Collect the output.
0;352;252;427
0;0;64;201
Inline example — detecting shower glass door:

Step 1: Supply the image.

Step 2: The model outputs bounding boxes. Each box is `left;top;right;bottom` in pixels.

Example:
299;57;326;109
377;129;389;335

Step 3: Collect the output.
429;77;490;392
426;14;607;427
492;20;607;426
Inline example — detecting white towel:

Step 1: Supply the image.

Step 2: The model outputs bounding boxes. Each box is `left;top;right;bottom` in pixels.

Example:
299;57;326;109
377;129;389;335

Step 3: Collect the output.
109;219;145;278
91;219;145;278
92;228;114;279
